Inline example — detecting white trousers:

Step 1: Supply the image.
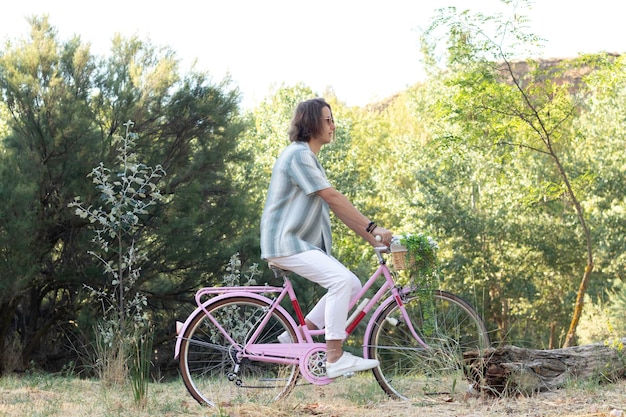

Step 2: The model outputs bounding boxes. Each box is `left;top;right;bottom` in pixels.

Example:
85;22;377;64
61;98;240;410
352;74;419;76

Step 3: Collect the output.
267;250;362;341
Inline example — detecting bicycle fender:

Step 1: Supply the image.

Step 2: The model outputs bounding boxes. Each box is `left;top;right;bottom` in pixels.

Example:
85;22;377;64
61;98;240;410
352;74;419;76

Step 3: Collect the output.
174;291;299;359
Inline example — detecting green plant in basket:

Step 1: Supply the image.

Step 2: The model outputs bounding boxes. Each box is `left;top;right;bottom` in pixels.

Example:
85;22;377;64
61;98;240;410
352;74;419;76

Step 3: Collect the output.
394;233;439;336
399;233;439;280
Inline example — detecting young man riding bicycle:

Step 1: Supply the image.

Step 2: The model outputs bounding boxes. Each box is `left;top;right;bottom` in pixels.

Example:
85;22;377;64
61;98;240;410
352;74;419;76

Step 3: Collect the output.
260;98;393;378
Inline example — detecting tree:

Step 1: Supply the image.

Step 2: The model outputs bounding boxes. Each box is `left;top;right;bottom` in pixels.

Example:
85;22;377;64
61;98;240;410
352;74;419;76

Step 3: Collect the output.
0;15;101;372
0;15;251;373
422;2;615;347
70;120;163;402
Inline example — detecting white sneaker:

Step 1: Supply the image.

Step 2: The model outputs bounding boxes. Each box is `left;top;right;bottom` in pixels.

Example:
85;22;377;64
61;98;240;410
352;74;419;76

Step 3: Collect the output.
325;352;379;379
277;331;293;344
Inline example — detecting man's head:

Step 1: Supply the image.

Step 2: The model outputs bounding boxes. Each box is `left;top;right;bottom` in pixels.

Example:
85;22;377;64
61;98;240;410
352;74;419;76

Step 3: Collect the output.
288;98;334;143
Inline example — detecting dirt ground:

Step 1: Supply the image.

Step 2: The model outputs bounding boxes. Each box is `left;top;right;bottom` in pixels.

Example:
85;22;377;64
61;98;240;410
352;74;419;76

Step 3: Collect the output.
224;379;626;417
1;375;625;417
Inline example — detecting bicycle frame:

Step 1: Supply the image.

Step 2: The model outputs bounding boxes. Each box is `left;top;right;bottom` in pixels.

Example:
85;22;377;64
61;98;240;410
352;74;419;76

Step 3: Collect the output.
174;247;429;385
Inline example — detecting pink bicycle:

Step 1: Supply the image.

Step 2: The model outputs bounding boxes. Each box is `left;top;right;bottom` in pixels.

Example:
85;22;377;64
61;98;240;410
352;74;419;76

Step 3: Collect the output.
174;242;489;407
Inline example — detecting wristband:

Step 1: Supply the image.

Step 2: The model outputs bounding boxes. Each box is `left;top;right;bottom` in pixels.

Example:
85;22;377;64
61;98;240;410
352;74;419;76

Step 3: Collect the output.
366;221;377;234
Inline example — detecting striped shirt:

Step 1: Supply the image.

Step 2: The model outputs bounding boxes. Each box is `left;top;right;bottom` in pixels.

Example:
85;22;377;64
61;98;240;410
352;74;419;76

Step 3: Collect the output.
260;141;332;259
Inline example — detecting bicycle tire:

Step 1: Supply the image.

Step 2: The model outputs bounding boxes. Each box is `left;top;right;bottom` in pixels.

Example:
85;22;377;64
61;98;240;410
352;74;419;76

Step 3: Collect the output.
367;290;489;400
178;296;299;407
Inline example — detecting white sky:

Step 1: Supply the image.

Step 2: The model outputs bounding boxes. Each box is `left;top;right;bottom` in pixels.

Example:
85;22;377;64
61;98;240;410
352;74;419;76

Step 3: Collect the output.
1;0;623;108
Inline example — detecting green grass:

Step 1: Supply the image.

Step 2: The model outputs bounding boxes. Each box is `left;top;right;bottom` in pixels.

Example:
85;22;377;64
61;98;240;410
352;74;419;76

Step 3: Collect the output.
0;374;189;417
1;372;625;417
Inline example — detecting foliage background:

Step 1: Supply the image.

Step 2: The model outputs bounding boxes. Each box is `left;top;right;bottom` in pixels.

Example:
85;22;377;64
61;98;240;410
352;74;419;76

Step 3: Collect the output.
0;6;625;377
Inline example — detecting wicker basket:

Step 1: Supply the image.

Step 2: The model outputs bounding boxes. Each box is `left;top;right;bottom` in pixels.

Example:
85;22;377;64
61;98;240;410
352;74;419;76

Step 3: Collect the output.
390;243;412;270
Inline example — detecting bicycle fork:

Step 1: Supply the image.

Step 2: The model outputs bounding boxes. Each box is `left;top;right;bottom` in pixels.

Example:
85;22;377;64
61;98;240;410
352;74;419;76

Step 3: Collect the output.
362;286;430;360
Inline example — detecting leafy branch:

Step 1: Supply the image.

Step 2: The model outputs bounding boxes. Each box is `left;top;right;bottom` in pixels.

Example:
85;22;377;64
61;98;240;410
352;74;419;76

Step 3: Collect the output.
68;120;165;405
70;120;165;328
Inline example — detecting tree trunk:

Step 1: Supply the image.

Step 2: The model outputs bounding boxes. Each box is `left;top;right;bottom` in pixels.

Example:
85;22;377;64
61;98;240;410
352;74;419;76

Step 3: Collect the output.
0;297;20;375
464;340;626;396
563;262;594;347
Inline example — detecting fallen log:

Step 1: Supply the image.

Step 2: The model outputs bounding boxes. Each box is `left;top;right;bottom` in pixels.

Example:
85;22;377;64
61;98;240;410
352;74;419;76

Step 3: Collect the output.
464;338;626;396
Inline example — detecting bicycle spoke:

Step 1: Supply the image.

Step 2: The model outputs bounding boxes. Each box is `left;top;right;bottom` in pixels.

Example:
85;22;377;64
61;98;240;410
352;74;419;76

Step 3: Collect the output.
368;290;489;400
179;297;299;407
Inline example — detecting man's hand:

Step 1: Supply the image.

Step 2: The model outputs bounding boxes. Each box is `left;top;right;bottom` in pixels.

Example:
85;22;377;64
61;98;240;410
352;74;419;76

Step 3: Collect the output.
372;226;392;247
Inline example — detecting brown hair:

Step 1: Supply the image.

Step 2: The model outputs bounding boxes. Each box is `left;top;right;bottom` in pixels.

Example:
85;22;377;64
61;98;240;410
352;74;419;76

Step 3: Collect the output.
288;98;332;142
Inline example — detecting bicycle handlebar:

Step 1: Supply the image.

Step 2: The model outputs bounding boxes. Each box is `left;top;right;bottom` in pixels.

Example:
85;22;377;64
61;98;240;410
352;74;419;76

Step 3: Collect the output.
374;235;401;245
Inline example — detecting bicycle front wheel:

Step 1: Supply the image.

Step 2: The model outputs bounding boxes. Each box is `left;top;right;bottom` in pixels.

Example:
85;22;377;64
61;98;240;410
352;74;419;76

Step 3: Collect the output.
178;296;299;407
367;290;489;400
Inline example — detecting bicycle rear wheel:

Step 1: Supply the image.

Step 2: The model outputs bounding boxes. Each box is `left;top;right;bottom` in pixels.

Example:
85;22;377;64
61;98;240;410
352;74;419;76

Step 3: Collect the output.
178;296;299;407
367;290;489;400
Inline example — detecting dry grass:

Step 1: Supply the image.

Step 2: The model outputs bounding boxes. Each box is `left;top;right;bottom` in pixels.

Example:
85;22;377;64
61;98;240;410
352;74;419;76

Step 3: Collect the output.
0;373;625;417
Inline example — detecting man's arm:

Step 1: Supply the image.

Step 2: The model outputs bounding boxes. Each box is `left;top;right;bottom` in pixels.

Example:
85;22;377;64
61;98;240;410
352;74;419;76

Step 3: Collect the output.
317;187;391;246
